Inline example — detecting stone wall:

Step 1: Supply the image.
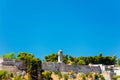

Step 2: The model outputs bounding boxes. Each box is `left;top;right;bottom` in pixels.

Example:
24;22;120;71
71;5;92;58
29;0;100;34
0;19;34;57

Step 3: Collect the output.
1;59;26;70
0;64;21;75
42;62;101;73
0;58;26;75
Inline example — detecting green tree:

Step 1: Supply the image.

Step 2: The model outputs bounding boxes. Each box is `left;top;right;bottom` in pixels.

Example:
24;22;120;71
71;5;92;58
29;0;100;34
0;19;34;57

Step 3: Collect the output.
77;60;86;65
1;52;16;59
17;52;42;80
44;53;58;62
44;53;117;65
63;54;69;64
97;53;103;64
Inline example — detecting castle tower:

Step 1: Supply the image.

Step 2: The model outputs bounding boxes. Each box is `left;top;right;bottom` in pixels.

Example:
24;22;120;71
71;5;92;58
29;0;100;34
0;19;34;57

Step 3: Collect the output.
58;50;63;63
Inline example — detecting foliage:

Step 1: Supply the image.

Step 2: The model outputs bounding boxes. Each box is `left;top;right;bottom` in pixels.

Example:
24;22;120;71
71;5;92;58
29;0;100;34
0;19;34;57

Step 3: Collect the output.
42;71;52;80
69;70;76;79
98;74;105;80
14;76;26;80
63;74;68;80
112;75;120;80
44;53;58;62
17;52;42;80
54;70;59;75
54;70;62;79
77;60;86;65
44;53;116;65
78;73;86;80
63;54;69;64
117;58;120;66
1;52;16;59
0;70;11;79
69;70;75;75
77;72;105;80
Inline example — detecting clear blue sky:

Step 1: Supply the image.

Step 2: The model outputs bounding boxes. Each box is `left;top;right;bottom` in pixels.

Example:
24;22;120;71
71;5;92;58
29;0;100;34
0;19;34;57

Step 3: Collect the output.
0;0;120;59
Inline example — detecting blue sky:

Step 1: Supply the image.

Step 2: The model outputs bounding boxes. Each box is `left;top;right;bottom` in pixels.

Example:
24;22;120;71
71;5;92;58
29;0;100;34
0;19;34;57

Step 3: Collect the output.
0;0;120;59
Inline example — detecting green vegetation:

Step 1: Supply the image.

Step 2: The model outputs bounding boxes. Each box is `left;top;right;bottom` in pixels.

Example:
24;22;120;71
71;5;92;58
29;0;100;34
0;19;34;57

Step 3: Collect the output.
54;70;62;80
13;76;26;80
44;53;116;65
1;52;16;59
0;70;11;79
112;75;120;80
63;74;69;80
99;74;105;80
69;70;76;79
78;73;86;80
0;69;106;80
78;72;105;80
44;53;58;62
0;52;118;80
117;58;120;66
17;52;42;80
0;70;27;80
42;71;52;80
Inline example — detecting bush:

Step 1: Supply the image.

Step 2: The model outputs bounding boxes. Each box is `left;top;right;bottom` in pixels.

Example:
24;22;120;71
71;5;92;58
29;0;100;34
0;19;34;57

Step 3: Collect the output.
42;71;52;80
0;70;11;79
63;74;68;80
54;70;62;79
112;75;120;80
14;76;26;80
78;73;86;80
99;74;105;80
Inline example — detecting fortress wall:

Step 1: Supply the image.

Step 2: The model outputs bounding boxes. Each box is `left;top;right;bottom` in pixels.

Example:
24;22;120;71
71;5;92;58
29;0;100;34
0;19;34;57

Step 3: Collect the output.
0;58;102;75
42;62;101;73
0;65;21;75
1;59;25;70
91;66;101;73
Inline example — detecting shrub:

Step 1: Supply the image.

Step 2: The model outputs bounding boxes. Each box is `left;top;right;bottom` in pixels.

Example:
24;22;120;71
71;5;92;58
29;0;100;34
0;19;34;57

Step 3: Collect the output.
0;70;11;79
112;75;120;80
63;74;68;80
42;71;52;80
14;76;26;80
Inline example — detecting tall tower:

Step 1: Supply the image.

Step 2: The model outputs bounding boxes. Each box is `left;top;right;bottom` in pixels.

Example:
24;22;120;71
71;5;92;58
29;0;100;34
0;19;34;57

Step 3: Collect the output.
58;50;63;63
